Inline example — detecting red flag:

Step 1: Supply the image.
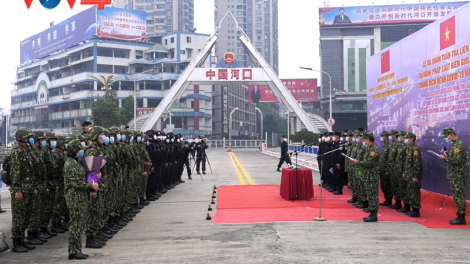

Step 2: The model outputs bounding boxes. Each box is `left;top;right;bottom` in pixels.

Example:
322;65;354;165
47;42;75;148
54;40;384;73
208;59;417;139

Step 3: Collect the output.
67;0;77;9
381;50;390;74
440;16;456;50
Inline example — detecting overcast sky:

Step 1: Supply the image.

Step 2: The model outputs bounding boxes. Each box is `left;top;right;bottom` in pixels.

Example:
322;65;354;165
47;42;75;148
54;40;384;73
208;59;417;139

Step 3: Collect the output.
0;0;462;112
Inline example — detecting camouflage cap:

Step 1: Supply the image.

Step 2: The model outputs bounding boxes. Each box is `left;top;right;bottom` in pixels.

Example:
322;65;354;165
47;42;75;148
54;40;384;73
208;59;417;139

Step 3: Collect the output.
362;131;375;141
442;127;456;137
398;131;407;137
347;130;354;136
88;126;105;141
15;128;34;141
45;132;58;141
389;129;399;135
66;134;78;143
67;139;84;157
380;131;390;137
57;136;66;147
33;131;46;141
354;130;363;137
404;132;416;140
143;134;149;141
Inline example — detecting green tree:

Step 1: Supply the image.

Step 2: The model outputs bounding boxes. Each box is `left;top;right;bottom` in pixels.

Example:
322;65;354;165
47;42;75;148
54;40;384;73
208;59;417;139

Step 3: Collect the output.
91;89;126;128
290;131;320;143
119;95;135;125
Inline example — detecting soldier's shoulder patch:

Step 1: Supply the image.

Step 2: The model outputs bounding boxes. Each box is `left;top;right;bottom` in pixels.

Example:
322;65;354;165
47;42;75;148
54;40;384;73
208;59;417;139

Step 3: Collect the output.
370;151;376;156
455;147;460;153
413;150;419;156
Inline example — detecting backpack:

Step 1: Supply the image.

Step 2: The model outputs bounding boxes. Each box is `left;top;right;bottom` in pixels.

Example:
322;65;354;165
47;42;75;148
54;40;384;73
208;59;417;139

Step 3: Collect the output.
2;154;11;185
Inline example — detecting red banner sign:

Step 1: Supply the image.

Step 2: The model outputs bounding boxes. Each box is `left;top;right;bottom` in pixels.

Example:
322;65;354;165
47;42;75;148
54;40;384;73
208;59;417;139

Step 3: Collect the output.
248;79;318;103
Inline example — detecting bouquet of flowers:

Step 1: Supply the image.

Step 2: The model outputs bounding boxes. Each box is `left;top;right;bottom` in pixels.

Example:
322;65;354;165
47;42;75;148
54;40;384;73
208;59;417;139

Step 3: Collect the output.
80;155;107;191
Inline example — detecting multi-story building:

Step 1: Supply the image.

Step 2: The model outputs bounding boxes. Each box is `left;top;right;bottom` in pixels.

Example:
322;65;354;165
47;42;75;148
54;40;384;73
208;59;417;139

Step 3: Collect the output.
214;0;278;74
318;2;466;131
11;31;212;138
211;0;278;139
113;0;195;37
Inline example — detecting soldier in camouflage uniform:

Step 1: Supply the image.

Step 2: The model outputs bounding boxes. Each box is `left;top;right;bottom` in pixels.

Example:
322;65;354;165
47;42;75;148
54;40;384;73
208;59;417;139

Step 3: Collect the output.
379;131;393;206
353;129;368;209
42;132;66;234
345;131;357;203
353;131;380;222
139;134;152;204
395;131;410;213
386;129;401;209
84;126;107;248
439;128;468;225
64;139;99;260
26;131;49;246
52;135;68;232
402;132;423;218
10;128;37;252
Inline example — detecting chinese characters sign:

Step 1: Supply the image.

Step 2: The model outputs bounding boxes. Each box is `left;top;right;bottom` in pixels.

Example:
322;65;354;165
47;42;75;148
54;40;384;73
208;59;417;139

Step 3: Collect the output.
248;79;318;103
19;6;147;64
97;6;147;42
366;4;470;197
20;6;96;64
319;2;468;27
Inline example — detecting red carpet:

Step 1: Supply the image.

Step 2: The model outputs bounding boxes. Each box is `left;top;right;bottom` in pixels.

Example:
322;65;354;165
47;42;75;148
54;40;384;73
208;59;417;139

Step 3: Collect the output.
212;185;470;229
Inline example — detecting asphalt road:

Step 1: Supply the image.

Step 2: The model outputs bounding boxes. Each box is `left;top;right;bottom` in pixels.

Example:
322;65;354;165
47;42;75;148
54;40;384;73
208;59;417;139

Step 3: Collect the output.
0;148;468;264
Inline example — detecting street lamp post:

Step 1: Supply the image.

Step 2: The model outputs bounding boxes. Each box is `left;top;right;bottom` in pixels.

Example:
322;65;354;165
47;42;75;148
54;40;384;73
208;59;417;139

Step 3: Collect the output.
229;107;239;142
133;67;157;130
299;67;332;120
255;107;263;142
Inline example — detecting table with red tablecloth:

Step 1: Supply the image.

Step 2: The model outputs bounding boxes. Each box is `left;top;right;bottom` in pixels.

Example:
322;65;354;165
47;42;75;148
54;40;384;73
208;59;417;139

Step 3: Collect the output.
279;168;314;200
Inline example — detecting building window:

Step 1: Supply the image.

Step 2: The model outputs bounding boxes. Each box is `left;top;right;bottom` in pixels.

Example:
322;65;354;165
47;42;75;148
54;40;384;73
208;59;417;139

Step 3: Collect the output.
359;48;367;92
187;36;191;43
191;101;194;108
181;50;186;54
136;50;143;59
187;49;192;58
165;39;168;45
342;104;353;111
363;103;367;110
171;37;174;43
348;48;355;92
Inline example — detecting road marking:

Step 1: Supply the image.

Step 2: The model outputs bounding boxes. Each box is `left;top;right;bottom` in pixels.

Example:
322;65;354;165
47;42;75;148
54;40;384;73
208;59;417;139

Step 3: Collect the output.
229;152;256;185
228;152;246;185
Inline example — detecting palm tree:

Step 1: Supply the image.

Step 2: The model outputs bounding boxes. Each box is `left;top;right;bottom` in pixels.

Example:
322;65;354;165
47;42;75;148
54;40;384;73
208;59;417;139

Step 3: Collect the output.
88;75;116;90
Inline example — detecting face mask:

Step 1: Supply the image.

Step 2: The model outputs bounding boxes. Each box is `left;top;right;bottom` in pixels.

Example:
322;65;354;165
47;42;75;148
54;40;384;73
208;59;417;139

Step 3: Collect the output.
41;141;47;149
153;135;157;140
81;142;86;147
346;137;349;142
65;144;68;149
318;138;322;142
166;139;170;143
147;141;150;146
340;137;344;141
77;150;84;159
137;137;142;143
121;135;126;142
362;142;367;147
345;142;349;146
110;137;115;144
397;137;402;142
332;137;336;141
380;137;384;142
388;136;393;141
50;141;57;149
29;138;35;146
104;136;110;145
404;139;409;144
130;136;134;144
117;134;122;141
445;138;451;143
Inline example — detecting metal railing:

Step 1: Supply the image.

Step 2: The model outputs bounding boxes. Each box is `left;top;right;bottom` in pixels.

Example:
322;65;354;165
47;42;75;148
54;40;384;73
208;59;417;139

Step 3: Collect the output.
207;139;266;149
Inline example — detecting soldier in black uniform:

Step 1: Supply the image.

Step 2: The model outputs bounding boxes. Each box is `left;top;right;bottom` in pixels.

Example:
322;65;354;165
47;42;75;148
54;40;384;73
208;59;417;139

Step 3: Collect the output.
323;132;334;190
277;135;292;172
331;131;346;195
145;130;158;201
182;142;194;180
196;137;208;175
